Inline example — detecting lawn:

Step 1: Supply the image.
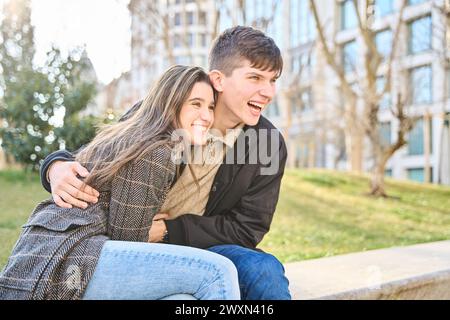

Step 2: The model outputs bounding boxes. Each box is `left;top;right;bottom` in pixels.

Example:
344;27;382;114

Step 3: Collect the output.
1;168;449;268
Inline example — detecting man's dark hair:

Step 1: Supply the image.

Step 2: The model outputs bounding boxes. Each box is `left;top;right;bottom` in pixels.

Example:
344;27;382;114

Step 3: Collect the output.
209;26;283;77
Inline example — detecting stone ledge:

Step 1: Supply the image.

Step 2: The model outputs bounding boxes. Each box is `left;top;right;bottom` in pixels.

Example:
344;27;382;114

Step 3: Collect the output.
284;240;450;300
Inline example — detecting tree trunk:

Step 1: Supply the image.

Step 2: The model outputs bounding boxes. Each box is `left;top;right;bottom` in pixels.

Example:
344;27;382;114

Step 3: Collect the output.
370;165;387;198
370;162;388;197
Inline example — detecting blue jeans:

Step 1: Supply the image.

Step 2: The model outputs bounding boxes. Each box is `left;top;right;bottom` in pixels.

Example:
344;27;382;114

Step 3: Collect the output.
207;245;291;300
82;241;240;300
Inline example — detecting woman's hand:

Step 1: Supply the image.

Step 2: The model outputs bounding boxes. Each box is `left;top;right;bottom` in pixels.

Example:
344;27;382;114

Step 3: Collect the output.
148;213;169;242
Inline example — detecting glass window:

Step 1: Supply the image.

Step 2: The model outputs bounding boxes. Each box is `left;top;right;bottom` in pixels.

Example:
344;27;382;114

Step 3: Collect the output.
410;65;432;105
408;0;427;5
447;68;450;99
290;0;300;47
408;16;432;54
375;29;392;59
301;88;313;111
342;40;357;74
199;11;207;26
376;76;391;109
264;98;281;118
187;33;194;46
173;34;181;48
374;0;394;18
175;55;192;65
299;0;315;44
341;0;358;30
385;169;392;177
290;96;300;115
186;12;194;25
379;122;391;147
200;34;207;47
407;168;424;182
174;13;181;26
408;118;424;155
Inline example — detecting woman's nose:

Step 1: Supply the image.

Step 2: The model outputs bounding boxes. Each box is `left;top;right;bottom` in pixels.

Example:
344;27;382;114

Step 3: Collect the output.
200;106;213;122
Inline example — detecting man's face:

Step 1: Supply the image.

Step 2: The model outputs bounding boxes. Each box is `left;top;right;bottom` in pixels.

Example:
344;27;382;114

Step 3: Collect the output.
219;60;279;126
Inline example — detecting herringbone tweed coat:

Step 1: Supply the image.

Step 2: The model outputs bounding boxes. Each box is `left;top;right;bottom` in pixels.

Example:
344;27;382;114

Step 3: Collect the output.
0;145;176;300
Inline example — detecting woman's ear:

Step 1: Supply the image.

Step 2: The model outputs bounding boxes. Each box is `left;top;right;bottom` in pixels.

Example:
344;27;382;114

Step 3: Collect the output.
208;70;224;92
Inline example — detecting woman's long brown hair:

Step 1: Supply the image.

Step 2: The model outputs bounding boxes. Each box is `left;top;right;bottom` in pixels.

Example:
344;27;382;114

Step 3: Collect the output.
75;65;213;188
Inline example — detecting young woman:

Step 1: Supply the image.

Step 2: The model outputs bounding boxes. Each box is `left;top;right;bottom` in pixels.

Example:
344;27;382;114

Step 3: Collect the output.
0;65;240;300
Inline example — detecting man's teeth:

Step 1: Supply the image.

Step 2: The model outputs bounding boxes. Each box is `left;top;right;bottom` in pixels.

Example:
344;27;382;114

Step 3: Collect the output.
248;102;263;110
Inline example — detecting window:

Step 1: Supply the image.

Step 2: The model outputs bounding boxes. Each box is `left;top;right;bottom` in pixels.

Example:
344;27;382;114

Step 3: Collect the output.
447;68;450;99
341;0;358;30
376;76;391;109
264;98;281;118
408;0;427;5
175;55;192;65
290;95;301;115
379;122;391;147
374;0;394;18
200;33;207;47
342;40;357;74
174;13;181;26
410;65;432;105
407;168;425;182
291;53;313;78
385;169;392;177
408;118;424;155
186;11;194;25
290;0;300;46
301;88;313;111
173;34;181;48
187;33;194;46
298;0;315;44
375;29;392;60
408;16;432;54
198;11;207;26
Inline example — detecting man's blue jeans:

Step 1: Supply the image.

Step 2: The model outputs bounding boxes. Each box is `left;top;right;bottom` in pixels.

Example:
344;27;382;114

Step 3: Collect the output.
208;245;291;300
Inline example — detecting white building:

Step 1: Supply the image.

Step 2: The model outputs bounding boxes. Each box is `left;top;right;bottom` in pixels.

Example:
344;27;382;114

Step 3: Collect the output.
125;0;450;184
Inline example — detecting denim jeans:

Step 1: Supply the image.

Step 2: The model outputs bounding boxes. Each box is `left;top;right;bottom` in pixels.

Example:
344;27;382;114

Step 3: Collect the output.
207;245;291;300
82;241;240;300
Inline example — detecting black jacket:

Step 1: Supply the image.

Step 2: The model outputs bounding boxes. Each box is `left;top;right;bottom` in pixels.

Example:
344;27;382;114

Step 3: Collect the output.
40;102;288;249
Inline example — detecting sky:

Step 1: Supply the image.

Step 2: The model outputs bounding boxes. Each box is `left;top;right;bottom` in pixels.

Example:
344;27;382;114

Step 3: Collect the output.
2;0;132;85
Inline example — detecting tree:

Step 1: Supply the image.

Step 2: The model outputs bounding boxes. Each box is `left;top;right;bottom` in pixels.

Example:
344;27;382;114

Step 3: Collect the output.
0;0;99;171
308;0;420;197
0;0;35;85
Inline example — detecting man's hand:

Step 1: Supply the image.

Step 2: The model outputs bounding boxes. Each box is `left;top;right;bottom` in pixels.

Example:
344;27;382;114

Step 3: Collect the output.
48;161;100;209
148;213;169;243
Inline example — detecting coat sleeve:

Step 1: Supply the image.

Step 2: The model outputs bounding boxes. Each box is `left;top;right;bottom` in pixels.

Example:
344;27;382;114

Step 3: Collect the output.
40;150;76;193
108;146;175;242
165;139;287;249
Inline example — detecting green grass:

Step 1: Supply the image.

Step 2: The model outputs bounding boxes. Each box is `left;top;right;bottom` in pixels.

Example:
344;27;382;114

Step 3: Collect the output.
1;169;449;268
259;169;450;262
0;170;50;268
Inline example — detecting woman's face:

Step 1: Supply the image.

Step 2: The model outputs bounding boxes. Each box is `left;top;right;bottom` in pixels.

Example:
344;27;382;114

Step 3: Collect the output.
178;81;215;145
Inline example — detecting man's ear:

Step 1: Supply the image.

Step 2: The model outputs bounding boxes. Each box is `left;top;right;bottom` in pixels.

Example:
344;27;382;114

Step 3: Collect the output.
209;70;224;92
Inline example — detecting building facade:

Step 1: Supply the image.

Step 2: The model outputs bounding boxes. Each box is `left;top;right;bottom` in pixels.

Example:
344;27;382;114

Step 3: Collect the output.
124;0;450;184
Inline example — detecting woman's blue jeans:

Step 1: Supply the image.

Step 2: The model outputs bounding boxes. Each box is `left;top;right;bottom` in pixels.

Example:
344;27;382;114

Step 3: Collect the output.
82;241;240;300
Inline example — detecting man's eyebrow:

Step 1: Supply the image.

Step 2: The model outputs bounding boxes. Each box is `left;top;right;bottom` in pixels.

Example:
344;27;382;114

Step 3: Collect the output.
246;72;263;77
246;72;279;80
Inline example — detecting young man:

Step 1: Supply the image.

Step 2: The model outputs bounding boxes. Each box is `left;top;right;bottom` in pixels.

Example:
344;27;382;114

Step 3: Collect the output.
40;26;291;300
